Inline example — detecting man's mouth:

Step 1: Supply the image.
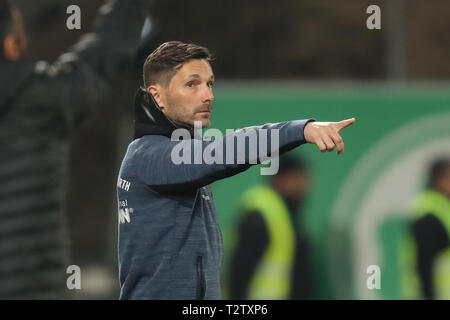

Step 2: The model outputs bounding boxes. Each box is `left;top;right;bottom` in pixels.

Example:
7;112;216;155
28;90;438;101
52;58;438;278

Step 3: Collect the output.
197;108;211;114
197;104;212;114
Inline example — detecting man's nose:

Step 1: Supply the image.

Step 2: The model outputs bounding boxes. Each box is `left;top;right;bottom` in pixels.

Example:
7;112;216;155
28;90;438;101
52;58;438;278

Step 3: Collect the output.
201;85;214;104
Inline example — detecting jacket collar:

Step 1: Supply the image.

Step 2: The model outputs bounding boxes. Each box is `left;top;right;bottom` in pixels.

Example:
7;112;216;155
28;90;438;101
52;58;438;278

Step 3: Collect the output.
133;87;197;140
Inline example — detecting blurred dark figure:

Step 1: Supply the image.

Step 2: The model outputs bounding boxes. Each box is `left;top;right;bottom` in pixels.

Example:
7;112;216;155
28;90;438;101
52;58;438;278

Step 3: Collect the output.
409;158;450;299
0;0;148;299
226;154;313;299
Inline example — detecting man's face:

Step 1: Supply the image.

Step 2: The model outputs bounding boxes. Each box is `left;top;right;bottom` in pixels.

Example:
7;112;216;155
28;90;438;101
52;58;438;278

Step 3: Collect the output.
152;59;215;128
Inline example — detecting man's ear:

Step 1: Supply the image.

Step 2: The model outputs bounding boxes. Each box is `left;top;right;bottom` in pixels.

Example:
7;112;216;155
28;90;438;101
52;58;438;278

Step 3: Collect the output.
3;35;22;61
147;84;166;109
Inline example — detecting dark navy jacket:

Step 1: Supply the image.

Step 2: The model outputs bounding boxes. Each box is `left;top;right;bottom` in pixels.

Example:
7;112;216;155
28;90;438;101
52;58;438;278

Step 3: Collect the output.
117;88;314;299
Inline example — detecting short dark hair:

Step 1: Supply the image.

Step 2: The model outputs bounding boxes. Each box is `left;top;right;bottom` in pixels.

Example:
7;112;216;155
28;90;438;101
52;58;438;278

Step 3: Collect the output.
429;158;450;186
0;0;14;44
143;41;212;88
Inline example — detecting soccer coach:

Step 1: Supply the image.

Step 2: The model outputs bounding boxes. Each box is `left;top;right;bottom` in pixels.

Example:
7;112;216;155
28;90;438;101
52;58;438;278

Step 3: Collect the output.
117;41;355;299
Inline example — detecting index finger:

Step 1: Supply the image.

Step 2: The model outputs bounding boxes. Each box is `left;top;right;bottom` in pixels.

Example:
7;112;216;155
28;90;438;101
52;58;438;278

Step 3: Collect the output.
336;118;356;132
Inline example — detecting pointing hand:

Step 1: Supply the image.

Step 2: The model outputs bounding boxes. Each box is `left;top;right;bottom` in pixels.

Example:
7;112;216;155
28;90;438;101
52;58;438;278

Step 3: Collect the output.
304;118;356;155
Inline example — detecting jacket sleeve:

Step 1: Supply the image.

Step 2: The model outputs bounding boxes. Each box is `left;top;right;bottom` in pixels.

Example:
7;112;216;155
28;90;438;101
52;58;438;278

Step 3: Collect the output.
135;119;315;192
33;0;149;133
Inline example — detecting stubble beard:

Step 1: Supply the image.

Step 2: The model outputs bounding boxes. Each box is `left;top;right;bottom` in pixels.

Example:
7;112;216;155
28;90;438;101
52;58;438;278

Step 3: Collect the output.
166;92;211;129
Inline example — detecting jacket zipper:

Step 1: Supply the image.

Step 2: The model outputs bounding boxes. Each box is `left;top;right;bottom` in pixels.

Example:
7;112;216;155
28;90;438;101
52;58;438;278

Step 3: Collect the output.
196;256;206;300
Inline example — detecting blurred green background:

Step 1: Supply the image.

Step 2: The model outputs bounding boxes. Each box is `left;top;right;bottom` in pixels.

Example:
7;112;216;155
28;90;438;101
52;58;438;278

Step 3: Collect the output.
209;83;450;299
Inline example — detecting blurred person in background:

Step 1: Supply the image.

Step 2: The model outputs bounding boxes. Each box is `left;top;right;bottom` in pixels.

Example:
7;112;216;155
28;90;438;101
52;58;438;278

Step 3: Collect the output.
0;0;149;299
225;154;313;299
401;158;450;300
409;158;450;299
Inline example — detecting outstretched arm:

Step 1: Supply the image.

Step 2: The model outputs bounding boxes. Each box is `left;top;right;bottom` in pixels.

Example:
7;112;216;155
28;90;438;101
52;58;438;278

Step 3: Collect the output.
135;117;355;192
136;120;312;192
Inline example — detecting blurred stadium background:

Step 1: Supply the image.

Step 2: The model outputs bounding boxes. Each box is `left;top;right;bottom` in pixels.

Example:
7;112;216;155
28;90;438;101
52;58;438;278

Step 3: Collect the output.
11;0;450;299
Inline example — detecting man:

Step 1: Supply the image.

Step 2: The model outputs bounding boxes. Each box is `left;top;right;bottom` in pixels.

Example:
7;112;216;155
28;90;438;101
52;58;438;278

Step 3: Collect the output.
226;154;313;299
0;0;149;299
117;40;356;299
408;158;450;299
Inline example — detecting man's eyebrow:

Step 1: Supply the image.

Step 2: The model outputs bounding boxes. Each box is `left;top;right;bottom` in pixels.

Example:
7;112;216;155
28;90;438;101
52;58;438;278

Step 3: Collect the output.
186;74;215;81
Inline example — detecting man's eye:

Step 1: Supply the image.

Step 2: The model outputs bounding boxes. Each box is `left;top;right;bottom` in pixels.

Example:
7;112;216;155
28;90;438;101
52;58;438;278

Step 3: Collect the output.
187;82;195;88
208;82;214;88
